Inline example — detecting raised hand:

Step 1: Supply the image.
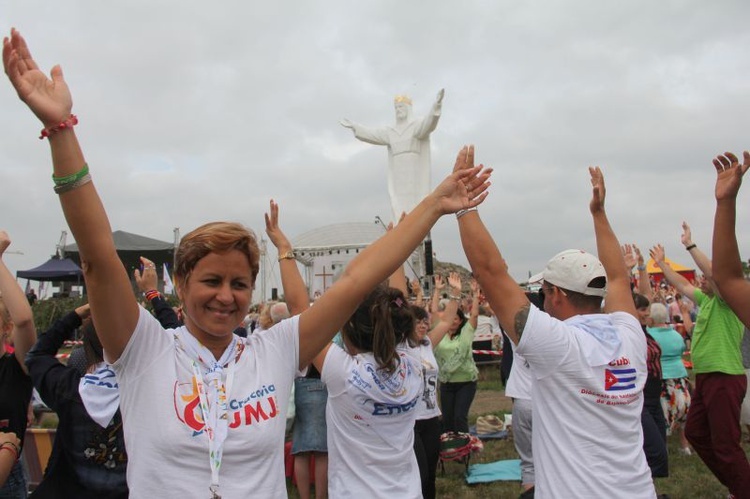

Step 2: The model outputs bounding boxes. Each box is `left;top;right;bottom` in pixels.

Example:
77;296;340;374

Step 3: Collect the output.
434;146;491;214
680;222;693;247
0;230;10;256
713;151;750;201
447;272;462;294
339;118;354;129
434;274;446;291
621;244;636;271
470;278;480;296
649;244;666;265
133;256;158;292
264;199;293;254
634;244;645;266
3;29;72;127
589;166;606;214
436;88;445;104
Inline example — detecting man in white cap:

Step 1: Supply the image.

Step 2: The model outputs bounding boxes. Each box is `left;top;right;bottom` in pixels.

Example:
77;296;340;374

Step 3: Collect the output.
453;146;655;498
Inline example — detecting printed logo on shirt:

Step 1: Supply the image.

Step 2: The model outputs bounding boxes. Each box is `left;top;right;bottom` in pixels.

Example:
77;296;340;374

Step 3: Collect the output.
604;368;636;391
173;378;279;435
371;396;419;416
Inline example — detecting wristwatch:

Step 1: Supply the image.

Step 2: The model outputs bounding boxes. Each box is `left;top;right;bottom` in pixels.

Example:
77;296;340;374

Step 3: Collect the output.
278;251;295;262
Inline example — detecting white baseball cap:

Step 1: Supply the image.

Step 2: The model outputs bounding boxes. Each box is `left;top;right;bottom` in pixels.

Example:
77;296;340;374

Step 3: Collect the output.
529;249;607;297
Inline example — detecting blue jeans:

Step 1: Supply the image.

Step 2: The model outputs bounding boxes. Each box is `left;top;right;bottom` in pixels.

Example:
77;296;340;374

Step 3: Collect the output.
440;380;477;434
0;461;27;499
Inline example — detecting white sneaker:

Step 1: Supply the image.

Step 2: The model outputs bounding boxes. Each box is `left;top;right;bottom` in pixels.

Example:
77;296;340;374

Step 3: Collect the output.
679;447;692;456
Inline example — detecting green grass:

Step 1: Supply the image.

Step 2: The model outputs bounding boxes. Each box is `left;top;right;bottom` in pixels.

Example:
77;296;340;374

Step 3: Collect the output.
288;365;750;498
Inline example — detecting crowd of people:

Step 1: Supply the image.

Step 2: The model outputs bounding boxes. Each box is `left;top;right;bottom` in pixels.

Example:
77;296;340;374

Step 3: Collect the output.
2;27;750;499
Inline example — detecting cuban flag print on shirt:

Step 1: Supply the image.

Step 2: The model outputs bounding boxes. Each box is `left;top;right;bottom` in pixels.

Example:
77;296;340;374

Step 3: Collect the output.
604;367;636;391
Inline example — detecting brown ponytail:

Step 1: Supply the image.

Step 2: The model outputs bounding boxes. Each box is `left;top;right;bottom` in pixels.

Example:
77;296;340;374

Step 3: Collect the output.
342;284;416;373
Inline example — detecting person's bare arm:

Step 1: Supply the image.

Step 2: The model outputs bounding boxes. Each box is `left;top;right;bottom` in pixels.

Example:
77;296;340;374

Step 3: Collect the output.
0;432;21;487
711;151;750;328
4;30;137;361
299;150;491;369
589;167;636;316
0;232;36;373
428;273;461;346
410;279;424;308
265;200;309;316
681;222;714;283
386;215;409;296
430;274;446;317
455;147;529;344
632;244;653;299
467;278;480;329
649;244;697;302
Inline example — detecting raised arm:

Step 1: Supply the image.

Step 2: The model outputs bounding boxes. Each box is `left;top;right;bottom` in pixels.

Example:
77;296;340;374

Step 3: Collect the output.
4;29;138;361
265;200;309;316
455;146;529;344
0;231;36;373
633;244;653;299
305;150;491;369
427;274;461;347
681;222;713;281
649;244;697;301
409;278;424;308
430;274;446;317
467;278;480;329
711;151;750;328
588;167;635;316
386;215;410;296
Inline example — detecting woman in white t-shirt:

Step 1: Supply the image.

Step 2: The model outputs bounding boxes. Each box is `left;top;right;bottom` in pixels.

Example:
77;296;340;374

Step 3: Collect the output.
3;29;492;499
313;284;427;499
408;273;461;499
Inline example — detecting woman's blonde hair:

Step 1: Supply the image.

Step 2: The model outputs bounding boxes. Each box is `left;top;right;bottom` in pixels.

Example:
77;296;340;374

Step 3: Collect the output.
174;222;260;284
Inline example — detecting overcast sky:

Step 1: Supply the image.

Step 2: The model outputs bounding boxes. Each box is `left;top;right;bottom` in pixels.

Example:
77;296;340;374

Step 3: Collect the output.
1;1;749;299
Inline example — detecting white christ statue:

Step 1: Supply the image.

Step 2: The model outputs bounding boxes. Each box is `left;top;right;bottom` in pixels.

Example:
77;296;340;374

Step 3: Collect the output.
341;89;444;220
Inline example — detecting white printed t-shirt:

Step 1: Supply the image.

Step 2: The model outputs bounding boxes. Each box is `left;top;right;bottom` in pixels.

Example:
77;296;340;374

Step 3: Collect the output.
414;338;441;420
515;306;655;499
322;343;423;499
112;306;299;499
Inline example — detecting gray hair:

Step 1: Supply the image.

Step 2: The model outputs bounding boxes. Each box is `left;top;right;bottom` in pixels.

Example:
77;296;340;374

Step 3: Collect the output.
649;302;669;324
270;302;290;324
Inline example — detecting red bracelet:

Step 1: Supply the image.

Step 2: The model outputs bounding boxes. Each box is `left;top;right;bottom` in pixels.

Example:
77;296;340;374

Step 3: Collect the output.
39;114;78;140
0;445;18;461
145;289;160;301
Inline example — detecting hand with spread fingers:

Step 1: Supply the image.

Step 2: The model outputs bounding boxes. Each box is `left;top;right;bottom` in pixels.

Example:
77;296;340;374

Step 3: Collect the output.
3;28;73;127
713;151;750;202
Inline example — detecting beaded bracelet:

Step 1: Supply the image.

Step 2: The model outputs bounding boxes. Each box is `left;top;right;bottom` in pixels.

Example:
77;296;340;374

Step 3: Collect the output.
53;173;92;194
39;114;78;140
52;163;89;186
145;290;161;301
637;265;646;271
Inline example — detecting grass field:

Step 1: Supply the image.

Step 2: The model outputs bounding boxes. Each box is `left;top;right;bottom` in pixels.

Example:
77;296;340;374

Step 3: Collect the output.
288;364;750;498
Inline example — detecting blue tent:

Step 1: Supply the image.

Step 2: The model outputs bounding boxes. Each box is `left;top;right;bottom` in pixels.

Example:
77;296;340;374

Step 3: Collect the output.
16;257;83;282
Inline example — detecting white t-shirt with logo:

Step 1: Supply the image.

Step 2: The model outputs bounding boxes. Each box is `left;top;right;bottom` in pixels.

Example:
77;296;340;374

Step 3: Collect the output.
414;338;441;420
112;306;298;498
322;343;423;499
516;307;655;499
